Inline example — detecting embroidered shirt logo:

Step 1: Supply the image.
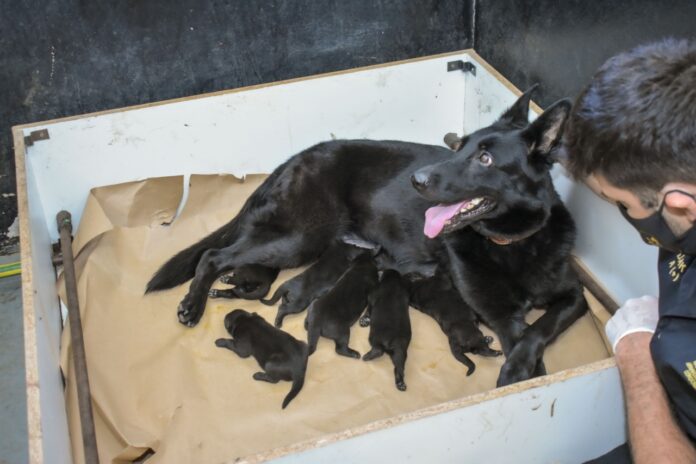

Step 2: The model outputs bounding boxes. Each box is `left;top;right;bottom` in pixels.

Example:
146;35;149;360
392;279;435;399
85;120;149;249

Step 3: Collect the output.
668;253;688;282
685;361;696;390
643;234;661;247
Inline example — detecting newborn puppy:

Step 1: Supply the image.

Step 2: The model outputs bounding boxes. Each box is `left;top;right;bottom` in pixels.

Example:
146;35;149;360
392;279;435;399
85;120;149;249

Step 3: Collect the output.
209;264;280;300
362;270;411;391
261;242;365;327
409;272;502;375
215;309;308;409
305;252;379;358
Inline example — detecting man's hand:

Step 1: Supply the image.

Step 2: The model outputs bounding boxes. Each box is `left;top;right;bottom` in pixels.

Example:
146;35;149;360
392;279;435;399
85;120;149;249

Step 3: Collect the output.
605;295;659;352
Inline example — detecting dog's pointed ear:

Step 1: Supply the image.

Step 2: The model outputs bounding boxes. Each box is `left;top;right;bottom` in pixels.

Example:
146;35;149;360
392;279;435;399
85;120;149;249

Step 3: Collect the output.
498;84;539;128
522;99;572;155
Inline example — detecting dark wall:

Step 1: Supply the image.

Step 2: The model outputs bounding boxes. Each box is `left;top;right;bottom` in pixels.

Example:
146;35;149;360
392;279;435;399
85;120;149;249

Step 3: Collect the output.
475;0;696;109
0;0;473;251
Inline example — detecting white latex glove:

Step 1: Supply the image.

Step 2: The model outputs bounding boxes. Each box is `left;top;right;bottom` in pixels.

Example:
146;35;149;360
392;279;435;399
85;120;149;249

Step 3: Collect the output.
605;295;659;353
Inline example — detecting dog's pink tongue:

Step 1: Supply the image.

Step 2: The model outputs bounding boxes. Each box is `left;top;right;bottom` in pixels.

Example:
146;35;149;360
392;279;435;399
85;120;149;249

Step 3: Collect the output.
424;201;467;238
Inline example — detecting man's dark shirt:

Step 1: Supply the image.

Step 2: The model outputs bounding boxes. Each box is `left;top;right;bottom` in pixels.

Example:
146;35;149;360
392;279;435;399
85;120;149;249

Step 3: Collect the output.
653;249;696;442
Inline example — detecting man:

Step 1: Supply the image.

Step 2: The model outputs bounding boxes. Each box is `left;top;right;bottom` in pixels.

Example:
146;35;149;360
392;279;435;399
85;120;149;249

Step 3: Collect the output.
564;39;696;463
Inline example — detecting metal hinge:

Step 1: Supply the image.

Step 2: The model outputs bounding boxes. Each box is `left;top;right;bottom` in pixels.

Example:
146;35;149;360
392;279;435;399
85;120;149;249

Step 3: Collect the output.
447;60;476;76
24;129;50;147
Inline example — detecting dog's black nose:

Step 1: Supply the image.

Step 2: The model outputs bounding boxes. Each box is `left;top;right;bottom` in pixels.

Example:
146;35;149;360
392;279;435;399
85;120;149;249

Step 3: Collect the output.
411;171;431;190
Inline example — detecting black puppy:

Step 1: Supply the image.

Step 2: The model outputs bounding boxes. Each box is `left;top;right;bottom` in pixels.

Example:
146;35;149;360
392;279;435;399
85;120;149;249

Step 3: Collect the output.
361;270;411;391
409;272;501;376
215;309;308;409
305;253;379;358
209;264;280;300
261;242;364;327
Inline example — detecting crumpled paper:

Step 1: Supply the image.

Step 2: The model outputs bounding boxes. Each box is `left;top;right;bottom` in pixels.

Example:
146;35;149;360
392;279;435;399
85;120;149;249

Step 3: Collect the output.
58;174;610;464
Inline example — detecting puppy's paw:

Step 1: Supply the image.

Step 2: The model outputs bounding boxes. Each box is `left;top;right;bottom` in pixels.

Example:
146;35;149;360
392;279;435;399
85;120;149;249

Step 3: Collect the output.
336;347;361;359
484;335;494;344
219;275;234;285
396;381;407;391
208;289;221;299
358;315;371;327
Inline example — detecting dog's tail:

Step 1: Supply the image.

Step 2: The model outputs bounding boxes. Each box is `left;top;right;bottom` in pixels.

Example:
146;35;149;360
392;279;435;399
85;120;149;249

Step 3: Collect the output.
145;223;238;293
282;345;309;409
260;286;286;306
145;160;291;294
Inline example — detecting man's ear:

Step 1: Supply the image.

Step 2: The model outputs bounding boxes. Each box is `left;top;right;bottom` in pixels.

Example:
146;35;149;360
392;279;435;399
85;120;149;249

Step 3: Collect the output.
522;99;572;155
443;132;468;151
663;187;696;218
498;84;539;129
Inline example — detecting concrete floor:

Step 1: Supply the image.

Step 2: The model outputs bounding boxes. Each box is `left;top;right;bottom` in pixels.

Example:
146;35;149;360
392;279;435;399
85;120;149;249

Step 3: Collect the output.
0;254;29;464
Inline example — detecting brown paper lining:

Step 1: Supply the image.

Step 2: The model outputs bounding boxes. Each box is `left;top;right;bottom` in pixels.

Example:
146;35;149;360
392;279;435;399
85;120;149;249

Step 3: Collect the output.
59;174;610;464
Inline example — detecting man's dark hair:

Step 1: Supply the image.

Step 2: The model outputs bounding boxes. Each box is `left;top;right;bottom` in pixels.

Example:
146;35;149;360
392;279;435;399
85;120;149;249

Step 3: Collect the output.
565;39;696;198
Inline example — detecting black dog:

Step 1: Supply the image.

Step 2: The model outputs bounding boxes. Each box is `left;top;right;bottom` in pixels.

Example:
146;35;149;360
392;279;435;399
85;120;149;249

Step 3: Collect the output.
260;242;365;327
209;264;279;300
215;309;308;409
361;269;411;391
409;271;501;376
305;253;378;358
147;86;587;387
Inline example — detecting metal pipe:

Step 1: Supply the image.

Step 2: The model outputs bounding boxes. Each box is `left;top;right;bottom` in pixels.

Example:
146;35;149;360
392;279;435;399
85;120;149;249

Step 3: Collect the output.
57;211;100;464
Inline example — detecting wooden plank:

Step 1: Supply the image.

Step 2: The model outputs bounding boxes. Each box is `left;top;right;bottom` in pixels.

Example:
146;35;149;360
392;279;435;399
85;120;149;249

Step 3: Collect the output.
12;127;44;464
246;359;619;463
13;50;472;132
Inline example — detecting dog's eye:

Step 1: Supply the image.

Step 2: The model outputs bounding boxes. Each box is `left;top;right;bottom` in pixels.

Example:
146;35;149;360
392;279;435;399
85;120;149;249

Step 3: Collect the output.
478;151;493;166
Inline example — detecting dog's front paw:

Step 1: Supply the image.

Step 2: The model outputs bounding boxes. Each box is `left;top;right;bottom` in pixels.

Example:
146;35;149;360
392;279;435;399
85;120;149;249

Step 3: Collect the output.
358;315;371;327
496;354;538;387
219;275;234;285
396;381;407;391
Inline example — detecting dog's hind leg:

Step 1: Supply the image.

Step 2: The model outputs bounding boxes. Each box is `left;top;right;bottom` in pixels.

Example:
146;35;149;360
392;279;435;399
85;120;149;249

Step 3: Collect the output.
253;371;281;383
389;344;408;391
334;329;360;359
305;308;321;355
362;346;384;361
177;234;315;327
449;339;476;376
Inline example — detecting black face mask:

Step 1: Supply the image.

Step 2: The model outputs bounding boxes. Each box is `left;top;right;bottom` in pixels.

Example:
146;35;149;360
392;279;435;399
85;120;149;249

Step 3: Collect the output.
618;190;696;255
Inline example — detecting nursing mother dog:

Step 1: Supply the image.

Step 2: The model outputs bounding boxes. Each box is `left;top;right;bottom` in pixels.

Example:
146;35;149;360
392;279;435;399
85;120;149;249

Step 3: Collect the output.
146;87;587;387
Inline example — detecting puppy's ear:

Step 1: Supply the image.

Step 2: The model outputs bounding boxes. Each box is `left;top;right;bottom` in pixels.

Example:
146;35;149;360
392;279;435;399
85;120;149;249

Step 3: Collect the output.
498;84;539;129
522;99;572;155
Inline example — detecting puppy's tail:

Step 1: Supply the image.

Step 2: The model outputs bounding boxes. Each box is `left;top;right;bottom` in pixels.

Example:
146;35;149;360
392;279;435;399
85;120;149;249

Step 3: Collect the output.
282;345;309;409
